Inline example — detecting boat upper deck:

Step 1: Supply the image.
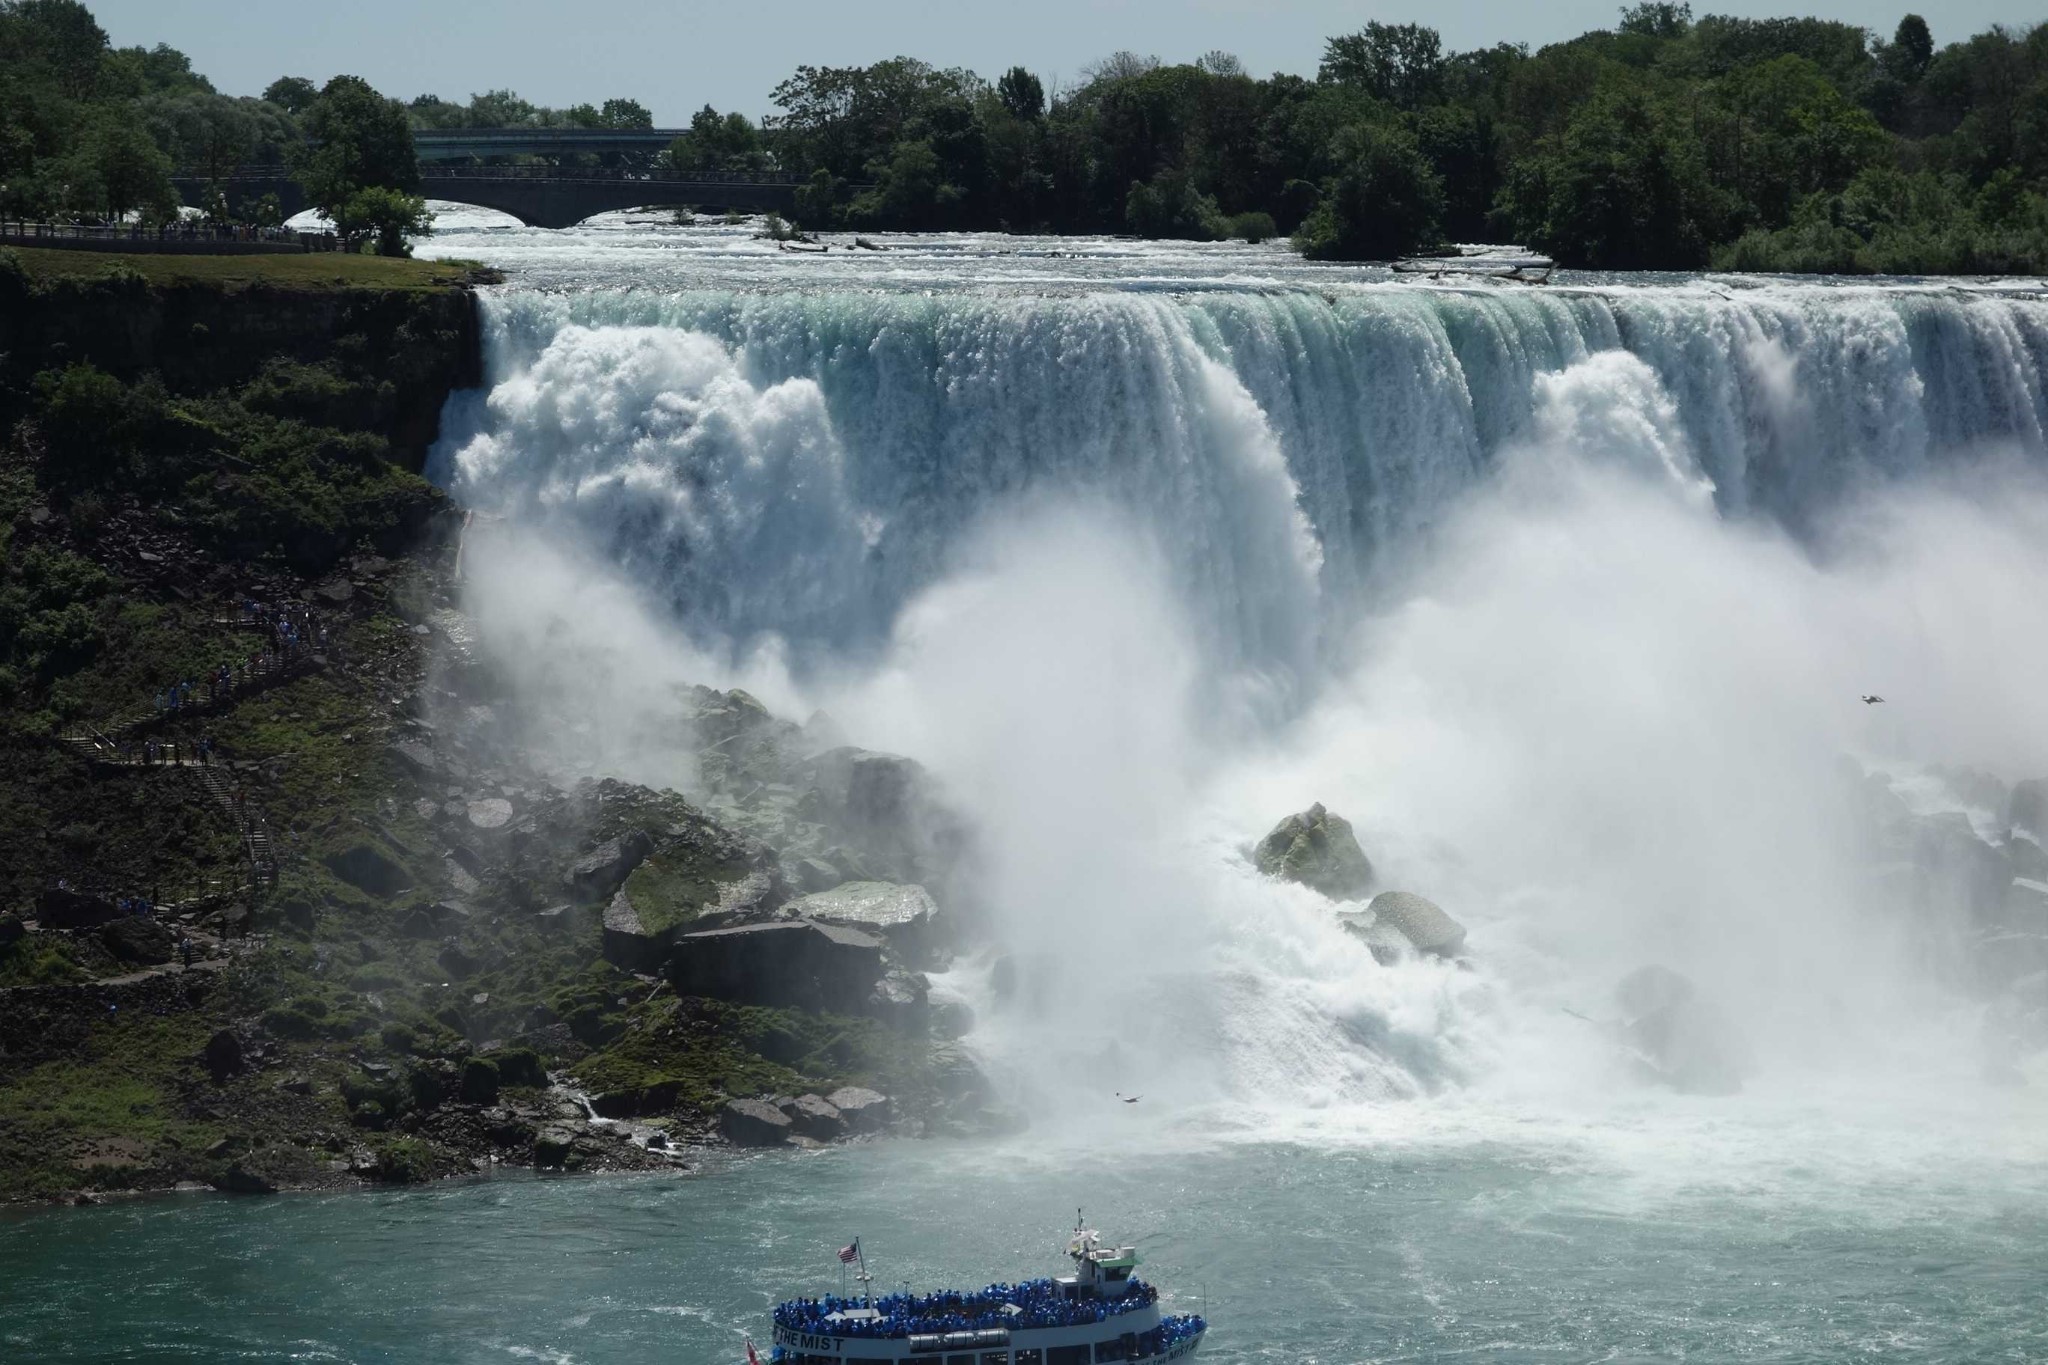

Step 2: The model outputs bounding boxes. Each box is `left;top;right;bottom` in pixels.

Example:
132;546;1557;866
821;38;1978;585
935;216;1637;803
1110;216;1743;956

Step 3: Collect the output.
775;1278;1161;1342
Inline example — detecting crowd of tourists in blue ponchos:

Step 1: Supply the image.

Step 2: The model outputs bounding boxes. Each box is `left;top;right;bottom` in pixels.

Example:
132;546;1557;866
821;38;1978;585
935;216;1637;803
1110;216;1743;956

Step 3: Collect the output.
774;1279;1161;1338
1140;1315;1206;1356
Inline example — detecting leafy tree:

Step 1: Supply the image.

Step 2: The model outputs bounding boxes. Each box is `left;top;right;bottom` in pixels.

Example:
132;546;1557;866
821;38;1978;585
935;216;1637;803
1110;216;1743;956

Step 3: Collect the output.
1892;15;1934;81
1501;84;1724;268
334;185;433;257
294;74;419;229
262;75;318;115
1293;121;1445;259
1125;167;1226;238
599;97;652;129
3;0;108;100
1319;23;1445;110
1617;3;1691;40
67;111;175;220
997;66;1045;121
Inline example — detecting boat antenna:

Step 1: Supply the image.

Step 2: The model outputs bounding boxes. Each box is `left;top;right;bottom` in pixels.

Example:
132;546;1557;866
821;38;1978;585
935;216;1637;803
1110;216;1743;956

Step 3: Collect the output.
856;1239;873;1307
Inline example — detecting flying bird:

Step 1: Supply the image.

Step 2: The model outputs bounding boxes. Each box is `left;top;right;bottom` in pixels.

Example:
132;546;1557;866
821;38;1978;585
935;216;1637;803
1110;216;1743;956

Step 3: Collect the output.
1115;1092;1142;1104
1861;695;1886;705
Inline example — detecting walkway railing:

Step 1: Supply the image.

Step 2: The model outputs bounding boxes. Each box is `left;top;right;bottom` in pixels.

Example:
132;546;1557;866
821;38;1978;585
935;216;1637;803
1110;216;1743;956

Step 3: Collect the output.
1;219;339;253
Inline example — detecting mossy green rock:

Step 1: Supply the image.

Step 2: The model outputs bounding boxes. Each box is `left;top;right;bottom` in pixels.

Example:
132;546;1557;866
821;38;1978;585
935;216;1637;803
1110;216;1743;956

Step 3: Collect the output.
1253;802;1375;900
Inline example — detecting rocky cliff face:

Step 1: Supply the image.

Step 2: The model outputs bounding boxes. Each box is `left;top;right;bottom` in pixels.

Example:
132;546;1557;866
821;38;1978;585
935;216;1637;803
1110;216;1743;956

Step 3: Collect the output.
0;270;483;471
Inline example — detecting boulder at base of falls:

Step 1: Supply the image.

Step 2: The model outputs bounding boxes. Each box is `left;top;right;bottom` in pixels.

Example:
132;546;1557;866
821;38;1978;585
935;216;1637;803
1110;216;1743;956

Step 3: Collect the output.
788;880;940;958
785;1093;845;1140
667;920;885;1014
2009;778;2048;843
563;830;656;903
1615;964;1751;1096
720;1097;794;1147
1339;891;1467;963
1254;802;1375;900
826;1086;892;1133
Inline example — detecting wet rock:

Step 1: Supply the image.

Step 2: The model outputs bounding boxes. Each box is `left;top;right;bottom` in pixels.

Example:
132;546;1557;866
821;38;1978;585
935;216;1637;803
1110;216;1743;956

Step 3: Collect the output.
0;915;24;949
786;1093;845;1140
466;798;513;830
203;1029;246;1081
324;843;413;899
720;1097;793;1147
563;830;654;902
2009;779;2048;842
668;920;885;1013
1615;965;1751;1096
98;915;176;965
437;941;481;980
1254;803;1375;900
868;966;930;1026
532;1127;577;1168
459;1058;500;1105
929;998;976;1040
1360;890;1468;960
826;1086;891;1132
601;886;669;973
391;739;438;777
789;856;843;893
788;880;938;947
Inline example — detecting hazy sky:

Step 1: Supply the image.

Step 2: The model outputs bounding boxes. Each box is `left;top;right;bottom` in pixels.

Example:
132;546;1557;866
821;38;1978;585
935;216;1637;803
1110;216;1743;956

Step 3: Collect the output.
89;0;2039;124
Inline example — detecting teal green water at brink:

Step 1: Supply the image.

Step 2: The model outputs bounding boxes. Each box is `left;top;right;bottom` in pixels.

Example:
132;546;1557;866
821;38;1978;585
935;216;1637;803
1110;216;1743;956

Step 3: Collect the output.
4;1141;2046;1363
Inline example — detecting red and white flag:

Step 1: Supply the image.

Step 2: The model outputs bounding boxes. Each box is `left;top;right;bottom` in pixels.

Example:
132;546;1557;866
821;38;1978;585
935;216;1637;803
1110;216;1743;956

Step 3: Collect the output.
837;1240;860;1264
746;1338;762;1365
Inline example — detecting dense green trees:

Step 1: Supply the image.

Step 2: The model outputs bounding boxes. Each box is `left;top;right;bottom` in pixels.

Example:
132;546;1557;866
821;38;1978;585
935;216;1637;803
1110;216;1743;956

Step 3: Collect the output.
292;76;427;255
737;10;2048;271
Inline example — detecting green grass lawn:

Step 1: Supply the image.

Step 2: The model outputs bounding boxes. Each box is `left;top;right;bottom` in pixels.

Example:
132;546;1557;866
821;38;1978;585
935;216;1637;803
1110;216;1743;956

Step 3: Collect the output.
7;246;495;292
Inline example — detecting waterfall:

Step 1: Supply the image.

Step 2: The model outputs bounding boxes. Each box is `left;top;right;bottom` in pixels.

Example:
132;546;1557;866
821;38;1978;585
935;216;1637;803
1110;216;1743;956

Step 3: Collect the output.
433;279;2048;1117
433;285;2048;686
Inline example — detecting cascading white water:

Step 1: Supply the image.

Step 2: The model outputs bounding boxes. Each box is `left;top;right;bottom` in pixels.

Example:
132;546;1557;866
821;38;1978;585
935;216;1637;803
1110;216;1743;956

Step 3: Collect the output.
433;272;2048;1139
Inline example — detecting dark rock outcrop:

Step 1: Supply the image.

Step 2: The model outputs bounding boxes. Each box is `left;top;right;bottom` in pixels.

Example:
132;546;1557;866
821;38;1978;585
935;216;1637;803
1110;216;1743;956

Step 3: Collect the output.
720;1096;794;1147
826;1086;891;1132
668;920;885;1013
1615;965;1750;1095
202;1028;246;1081
786;1093;845;1139
324;843;413;899
33;888;124;930
563;830;654;903
97;915;176;965
1255;803;1375;900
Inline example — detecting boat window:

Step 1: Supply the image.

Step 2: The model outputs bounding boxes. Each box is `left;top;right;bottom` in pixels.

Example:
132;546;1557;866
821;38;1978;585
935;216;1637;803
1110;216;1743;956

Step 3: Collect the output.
1014;1352;1043;1365
1095;1340;1130;1362
948;1356;975;1365
1047;1348;1090;1365
980;1353;1008;1365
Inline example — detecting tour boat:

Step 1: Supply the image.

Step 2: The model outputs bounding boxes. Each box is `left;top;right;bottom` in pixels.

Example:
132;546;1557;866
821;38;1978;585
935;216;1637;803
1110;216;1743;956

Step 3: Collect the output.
766;1222;1206;1365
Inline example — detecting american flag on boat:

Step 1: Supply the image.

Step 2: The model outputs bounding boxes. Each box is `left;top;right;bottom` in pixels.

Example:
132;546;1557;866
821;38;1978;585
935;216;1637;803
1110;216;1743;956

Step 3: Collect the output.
838;1240;860;1264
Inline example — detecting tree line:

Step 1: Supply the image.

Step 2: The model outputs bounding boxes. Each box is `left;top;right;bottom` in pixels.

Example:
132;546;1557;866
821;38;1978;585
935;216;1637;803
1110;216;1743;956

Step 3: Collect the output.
5;0;2048;271
727;8;2048;272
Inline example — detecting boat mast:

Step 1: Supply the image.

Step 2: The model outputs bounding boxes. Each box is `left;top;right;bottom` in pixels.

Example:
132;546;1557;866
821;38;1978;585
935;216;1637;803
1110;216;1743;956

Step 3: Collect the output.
855;1239;874;1307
